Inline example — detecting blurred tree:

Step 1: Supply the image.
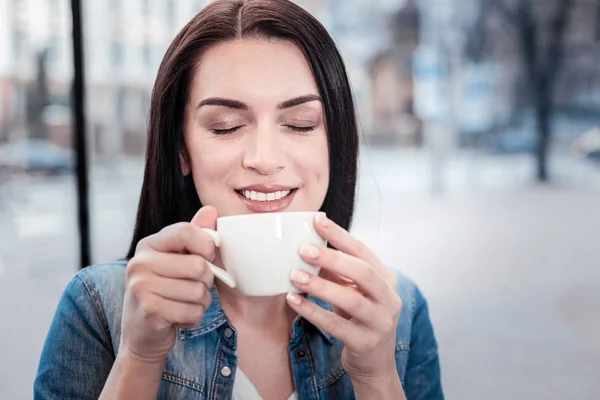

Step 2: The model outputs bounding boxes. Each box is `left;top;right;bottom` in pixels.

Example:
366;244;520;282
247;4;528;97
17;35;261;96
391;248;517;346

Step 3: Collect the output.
26;49;51;140
465;0;576;182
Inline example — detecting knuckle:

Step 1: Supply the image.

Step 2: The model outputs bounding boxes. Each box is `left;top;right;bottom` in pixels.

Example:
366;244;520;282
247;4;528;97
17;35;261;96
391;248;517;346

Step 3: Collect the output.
198;258;212;277
126;258;141;278
382;316;396;333
366;333;383;351
148;316;168;331
305;303;319;320
201;265;215;286
357;262;376;282
135;236;151;253
327;314;343;334
392;295;403;314
200;235;216;255
177;306;204;328
189;256;206;280
141;297;159;319
348;295;365;315
192;284;207;303
126;253;151;278
177;222;194;241
128;276;146;298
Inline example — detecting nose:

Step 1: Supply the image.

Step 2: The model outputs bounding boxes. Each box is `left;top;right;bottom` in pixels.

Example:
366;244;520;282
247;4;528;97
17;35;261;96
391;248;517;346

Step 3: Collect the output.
242;126;284;175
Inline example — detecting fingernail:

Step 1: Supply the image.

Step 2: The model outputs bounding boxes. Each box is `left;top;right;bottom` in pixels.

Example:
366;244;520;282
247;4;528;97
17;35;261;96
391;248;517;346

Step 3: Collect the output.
299;244;320;259
315;213;331;227
286;292;303;306
290;269;310;284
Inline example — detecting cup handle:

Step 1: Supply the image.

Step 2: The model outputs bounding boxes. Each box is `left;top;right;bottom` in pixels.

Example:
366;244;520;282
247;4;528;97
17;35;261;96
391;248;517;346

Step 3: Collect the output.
201;228;236;289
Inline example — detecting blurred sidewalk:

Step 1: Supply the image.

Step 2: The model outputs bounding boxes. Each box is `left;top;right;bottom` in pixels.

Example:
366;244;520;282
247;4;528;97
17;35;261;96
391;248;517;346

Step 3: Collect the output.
0;148;599;399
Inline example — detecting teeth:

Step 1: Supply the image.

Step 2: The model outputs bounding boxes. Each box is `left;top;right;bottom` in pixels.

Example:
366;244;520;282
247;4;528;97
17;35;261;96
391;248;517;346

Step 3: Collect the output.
241;189;292;202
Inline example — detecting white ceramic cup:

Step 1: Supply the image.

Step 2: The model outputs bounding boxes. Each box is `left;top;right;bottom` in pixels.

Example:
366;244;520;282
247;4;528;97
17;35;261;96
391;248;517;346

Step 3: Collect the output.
202;211;326;296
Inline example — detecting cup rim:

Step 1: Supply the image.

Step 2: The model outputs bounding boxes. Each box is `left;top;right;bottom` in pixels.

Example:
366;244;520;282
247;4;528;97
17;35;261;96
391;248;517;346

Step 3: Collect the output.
217;210;325;222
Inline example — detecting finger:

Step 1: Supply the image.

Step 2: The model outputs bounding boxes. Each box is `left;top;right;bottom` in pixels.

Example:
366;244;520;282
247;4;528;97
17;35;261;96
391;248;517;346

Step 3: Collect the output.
290;270;382;328
137;222;215;260
141;275;213;305
299;244;391;304
153;296;209;330
128;252;214;283
317;270;359;319
319;269;351;287
190;205;218;230
314;214;381;269
286;292;366;344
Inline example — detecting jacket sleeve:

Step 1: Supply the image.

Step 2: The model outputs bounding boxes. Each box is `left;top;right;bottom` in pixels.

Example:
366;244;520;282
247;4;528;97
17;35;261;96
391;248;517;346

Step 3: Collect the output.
34;272;115;399
403;284;444;400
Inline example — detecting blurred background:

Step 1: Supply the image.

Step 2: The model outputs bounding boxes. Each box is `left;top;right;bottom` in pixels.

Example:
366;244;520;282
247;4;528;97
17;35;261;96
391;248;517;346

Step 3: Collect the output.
0;0;599;398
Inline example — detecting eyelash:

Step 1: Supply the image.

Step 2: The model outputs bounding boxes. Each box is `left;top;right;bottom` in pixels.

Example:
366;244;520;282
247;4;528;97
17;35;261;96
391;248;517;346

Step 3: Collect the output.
211;125;316;135
211;126;243;135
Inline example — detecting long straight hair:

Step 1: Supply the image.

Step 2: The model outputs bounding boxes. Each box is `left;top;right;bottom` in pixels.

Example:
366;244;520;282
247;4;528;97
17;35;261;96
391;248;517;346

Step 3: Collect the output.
127;0;359;258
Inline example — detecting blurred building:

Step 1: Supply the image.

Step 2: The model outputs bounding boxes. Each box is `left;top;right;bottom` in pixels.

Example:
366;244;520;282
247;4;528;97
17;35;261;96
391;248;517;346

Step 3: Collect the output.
368;0;421;147
0;0;401;155
3;0;597;157
0;0;212;158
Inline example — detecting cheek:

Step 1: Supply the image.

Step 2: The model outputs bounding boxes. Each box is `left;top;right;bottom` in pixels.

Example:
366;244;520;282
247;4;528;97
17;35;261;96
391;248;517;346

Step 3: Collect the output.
188;142;236;194
310;140;330;189
315;157;329;182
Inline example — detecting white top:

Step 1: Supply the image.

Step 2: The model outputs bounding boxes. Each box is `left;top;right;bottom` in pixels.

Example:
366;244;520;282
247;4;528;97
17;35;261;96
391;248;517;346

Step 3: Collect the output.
232;368;298;400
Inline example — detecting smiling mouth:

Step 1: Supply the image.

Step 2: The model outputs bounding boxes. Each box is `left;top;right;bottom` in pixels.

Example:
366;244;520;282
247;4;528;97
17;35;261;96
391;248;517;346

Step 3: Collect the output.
235;189;296;202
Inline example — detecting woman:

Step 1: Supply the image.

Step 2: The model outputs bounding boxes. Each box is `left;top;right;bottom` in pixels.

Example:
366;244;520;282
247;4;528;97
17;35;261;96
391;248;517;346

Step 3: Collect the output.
34;0;443;399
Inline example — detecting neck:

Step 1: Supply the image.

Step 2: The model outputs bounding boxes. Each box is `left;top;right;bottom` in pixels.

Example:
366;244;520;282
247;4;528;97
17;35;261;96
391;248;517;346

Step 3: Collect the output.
215;281;298;335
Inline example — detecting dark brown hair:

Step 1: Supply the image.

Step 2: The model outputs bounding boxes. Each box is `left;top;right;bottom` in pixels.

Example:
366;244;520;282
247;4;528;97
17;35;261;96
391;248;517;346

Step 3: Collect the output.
127;0;359;258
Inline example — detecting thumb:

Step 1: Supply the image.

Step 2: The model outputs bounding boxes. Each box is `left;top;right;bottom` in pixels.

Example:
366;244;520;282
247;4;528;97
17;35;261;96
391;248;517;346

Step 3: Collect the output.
190;205;218;230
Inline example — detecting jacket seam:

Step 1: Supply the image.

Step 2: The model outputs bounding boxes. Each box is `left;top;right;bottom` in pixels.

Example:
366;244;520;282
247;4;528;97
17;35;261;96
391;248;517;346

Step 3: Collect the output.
396;342;410;351
161;371;205;394
182;315;227;338
210;338;225;400
317;366;346;389
305;336;321;395
316;341;410;389
76;271;113;348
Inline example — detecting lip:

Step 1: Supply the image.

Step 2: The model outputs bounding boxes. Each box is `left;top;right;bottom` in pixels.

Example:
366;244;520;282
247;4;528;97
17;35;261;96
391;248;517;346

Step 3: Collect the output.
235;188;297;213
236;184;297;192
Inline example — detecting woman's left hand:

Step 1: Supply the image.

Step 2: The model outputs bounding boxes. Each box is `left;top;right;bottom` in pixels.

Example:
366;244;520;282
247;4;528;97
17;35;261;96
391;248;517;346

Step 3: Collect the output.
286;214;403;385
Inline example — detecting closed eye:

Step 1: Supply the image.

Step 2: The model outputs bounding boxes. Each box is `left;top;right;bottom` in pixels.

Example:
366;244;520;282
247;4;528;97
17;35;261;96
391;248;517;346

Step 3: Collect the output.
285;125;316;133
211;126;244;135
211;125;315;134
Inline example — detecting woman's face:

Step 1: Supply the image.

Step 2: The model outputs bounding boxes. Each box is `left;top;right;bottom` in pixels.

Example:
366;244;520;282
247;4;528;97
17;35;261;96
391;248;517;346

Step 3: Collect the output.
183;39;330;217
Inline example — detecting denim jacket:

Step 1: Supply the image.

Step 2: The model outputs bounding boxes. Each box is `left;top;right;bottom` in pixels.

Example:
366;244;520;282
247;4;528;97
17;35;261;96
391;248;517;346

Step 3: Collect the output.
34;261;443;399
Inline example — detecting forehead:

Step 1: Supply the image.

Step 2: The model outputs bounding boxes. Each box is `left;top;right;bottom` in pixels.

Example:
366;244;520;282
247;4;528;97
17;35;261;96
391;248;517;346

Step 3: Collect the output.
191;39;319;103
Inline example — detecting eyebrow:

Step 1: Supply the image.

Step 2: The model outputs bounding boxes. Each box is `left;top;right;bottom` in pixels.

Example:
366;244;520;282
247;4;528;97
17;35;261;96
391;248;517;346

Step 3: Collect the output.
196;94;322;110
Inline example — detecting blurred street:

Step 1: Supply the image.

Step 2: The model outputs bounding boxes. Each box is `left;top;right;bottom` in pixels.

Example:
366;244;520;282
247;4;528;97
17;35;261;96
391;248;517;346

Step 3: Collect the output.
1;148;599;399
2;0;600;398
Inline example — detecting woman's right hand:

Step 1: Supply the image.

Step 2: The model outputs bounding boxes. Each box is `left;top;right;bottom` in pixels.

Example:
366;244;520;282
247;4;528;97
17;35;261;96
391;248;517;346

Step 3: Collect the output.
119;206;219;364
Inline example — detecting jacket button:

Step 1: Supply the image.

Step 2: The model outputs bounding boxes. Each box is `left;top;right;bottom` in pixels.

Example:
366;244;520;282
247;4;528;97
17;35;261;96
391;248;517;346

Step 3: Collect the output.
224;327;234;339
220;366;232;377
295;350;307;360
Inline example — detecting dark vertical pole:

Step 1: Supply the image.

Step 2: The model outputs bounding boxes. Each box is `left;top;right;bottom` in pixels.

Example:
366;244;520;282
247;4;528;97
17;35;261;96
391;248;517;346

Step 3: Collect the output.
70;0;91;269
